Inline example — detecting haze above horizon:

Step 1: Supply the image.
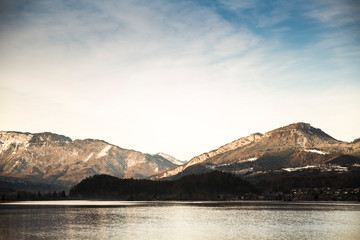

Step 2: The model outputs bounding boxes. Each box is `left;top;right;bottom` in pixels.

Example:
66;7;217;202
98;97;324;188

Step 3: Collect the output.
1;0;359;160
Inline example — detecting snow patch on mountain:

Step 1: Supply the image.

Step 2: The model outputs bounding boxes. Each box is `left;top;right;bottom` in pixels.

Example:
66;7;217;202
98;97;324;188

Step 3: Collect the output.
296;136;307;147
84;152;94;162
97;145;111;158
304;149;327;155
0;133;33;153
12;160;20;169
246;157;257;162
127;157;146;168
238;157;258;163
154;152;185;165
283;165;317;172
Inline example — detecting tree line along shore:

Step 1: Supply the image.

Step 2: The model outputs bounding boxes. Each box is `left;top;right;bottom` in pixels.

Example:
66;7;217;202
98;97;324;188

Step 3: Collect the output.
1;170;360;201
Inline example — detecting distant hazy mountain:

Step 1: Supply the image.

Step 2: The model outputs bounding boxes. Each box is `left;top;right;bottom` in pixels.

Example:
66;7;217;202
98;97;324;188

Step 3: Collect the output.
153;123;360;179
153;152;186;165
0;131;177;189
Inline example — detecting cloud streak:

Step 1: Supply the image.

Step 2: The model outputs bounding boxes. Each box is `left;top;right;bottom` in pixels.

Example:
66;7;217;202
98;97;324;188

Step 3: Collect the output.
304;0;360;27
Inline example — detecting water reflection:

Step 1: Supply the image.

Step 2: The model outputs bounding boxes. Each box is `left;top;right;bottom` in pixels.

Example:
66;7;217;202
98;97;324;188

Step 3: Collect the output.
0;201;359;239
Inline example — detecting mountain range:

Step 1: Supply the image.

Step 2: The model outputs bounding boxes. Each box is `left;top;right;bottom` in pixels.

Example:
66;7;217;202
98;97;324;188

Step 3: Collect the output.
153;122;360;180
0;131;179;190
1;122;360;192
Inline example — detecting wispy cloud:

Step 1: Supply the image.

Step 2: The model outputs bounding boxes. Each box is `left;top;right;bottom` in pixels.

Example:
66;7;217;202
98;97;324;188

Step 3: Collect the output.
0;0;359;159
219;0;257;11
304;0;360;27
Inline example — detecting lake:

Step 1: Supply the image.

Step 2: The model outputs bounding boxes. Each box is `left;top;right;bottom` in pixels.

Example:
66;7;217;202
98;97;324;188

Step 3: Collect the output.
1;201;360;239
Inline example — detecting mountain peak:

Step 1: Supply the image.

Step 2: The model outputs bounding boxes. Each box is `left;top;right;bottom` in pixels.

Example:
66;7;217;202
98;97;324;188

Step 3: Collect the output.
154;122;356;179
153;152;186;165
275;122;312;132
292;122;311;131
265;122;336;142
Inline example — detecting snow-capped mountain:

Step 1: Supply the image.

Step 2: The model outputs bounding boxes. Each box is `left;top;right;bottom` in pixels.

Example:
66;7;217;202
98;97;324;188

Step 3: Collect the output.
153;122;360;179
153;152;186;165
0;131;177;189
2;123;360;191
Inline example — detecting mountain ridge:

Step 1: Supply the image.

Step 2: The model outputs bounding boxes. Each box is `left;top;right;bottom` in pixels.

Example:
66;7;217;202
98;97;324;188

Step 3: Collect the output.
0;130;177;190
153;152;186;165
2;122;359;191
153;122;360;179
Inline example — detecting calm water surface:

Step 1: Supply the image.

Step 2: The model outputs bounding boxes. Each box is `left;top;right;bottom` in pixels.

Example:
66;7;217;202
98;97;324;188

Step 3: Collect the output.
1;201;360;240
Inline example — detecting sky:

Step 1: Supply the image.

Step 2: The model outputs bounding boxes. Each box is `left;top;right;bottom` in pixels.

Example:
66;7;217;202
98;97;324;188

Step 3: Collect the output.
1;0;360;160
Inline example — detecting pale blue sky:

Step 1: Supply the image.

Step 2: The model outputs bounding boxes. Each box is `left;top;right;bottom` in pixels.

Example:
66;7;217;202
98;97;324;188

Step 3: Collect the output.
1;0;359;160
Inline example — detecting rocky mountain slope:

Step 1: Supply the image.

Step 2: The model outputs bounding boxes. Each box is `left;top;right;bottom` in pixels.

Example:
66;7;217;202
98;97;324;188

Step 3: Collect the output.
153;152;186;165
154;123;360;179
0;131;177;189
